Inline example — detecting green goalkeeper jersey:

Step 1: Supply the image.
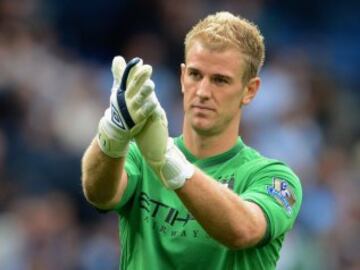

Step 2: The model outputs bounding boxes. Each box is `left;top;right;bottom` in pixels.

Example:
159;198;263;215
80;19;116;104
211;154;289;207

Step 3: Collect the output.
113;136;302;270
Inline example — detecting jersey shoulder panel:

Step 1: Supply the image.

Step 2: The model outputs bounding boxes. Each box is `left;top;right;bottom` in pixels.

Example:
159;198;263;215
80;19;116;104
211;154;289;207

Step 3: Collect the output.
236;145;302;241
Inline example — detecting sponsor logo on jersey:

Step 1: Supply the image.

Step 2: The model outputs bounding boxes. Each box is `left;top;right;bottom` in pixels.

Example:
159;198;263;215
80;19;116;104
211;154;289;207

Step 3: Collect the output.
139;192;194;226
138;192;213;240
267;178;296;214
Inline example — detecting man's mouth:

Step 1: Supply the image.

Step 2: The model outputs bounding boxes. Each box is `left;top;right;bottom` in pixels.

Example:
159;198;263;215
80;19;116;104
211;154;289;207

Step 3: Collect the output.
191;105;215;111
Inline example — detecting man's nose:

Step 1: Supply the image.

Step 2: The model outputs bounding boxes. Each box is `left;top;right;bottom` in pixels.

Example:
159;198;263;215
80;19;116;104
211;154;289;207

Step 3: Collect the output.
196;78;211;99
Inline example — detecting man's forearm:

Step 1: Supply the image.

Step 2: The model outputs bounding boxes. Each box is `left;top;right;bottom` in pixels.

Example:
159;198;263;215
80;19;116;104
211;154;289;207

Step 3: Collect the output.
175;169;267;249
81;138;126;209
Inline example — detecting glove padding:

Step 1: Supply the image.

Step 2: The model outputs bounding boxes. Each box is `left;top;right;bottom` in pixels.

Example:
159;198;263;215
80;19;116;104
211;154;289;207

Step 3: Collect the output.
135;106;169;175
98;56;158;158
135;98;194;189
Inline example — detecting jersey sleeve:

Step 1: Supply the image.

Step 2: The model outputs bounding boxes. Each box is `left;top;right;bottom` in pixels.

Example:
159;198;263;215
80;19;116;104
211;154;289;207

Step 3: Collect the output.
112;141;143;212
240;161;302;244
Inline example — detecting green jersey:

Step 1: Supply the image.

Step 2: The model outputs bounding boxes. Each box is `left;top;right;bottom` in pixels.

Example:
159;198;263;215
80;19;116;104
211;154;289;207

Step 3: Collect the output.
113;136;302;270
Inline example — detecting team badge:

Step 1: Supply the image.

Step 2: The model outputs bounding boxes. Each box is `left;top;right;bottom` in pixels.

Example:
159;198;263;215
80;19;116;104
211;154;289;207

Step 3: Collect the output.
267;178;296;214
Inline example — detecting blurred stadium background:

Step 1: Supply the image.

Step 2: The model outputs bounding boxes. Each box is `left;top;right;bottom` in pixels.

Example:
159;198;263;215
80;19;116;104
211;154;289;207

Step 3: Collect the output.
0;0;359;269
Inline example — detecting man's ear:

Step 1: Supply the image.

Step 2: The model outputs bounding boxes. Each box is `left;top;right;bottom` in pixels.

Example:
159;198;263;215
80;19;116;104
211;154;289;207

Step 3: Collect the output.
180;63;186;94
241;77;261;106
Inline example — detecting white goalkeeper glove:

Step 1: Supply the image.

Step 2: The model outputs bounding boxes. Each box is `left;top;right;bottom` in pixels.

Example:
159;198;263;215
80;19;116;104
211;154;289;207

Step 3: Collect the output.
157;137;195;190
97;56;157;158
135;93;195;190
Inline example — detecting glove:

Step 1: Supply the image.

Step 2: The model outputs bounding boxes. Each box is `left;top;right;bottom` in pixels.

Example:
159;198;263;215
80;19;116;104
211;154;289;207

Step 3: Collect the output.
135;93;195;190
97;56;158;158
157;137;195;190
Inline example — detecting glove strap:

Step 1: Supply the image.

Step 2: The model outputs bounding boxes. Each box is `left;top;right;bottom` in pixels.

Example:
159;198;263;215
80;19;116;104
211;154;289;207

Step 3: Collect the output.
97;116;130;158
160;138;195;190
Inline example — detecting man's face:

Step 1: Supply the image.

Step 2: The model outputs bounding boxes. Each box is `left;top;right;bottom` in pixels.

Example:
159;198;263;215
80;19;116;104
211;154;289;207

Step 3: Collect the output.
181;41;257;136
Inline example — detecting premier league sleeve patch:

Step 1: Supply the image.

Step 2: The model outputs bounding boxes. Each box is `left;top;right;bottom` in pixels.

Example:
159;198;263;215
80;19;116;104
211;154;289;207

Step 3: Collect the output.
267;177;296;215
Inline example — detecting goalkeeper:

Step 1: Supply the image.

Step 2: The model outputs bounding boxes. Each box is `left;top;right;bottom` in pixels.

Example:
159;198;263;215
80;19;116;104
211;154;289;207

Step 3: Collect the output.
82;11;302;270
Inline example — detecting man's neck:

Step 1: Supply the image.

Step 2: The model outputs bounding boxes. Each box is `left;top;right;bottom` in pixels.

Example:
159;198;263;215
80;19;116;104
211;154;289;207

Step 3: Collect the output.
183;124;239;159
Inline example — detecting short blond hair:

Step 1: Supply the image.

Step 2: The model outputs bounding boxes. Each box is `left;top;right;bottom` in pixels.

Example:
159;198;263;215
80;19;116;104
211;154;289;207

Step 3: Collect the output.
184;11;265;83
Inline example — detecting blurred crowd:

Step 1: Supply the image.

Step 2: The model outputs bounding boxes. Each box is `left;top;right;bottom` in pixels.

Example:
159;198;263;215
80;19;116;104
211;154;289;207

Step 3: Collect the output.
0;0;359;269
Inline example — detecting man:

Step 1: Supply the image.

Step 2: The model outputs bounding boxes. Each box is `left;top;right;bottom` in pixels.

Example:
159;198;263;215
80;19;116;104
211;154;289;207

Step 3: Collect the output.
82;11;302;270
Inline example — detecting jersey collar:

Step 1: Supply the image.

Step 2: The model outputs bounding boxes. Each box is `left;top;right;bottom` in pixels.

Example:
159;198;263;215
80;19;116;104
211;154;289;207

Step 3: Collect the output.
174;136;244;169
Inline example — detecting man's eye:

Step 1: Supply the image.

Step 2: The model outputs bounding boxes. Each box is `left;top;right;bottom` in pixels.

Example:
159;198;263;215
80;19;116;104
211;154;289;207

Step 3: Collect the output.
214;77;228;84
189;71;201;80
